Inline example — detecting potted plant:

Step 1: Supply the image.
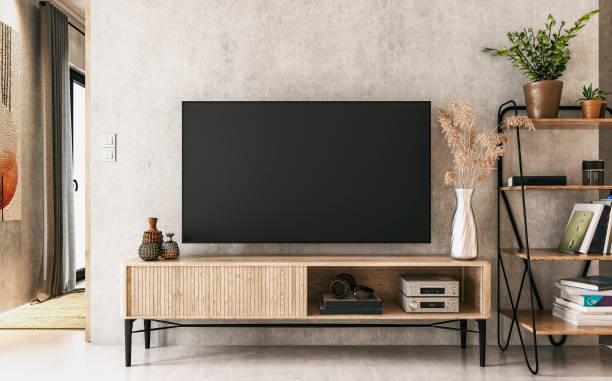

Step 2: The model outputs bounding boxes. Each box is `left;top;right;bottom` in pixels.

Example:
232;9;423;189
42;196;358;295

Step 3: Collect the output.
438;99;534;259
577;83;608;119
483;10;599;118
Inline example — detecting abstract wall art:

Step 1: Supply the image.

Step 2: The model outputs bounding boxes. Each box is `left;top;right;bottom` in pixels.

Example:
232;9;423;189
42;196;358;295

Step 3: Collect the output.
0;20;21;221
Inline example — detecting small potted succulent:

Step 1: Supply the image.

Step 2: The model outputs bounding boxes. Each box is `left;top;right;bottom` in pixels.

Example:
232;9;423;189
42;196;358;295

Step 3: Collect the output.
577;83;608;119
483;10;599;118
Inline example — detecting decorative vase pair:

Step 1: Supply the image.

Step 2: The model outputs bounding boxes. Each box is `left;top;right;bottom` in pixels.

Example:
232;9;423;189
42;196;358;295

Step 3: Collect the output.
138;217;180;261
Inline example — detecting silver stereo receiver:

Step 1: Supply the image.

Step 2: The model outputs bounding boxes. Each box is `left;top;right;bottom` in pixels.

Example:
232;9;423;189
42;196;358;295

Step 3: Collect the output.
397;293;459;313
397;274;458;297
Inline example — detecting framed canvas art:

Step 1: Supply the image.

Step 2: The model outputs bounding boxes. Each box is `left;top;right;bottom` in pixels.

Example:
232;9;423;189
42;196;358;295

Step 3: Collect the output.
0;20;20;221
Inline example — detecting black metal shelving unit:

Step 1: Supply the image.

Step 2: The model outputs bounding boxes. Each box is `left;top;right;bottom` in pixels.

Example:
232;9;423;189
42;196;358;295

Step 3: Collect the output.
496;101;612;374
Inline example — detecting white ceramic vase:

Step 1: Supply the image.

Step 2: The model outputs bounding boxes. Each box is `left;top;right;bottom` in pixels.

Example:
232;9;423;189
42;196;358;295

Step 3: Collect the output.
450;188;478;260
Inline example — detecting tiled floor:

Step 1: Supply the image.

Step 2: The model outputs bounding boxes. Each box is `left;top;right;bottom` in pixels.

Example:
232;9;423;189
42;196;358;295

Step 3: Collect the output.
1;330;611;380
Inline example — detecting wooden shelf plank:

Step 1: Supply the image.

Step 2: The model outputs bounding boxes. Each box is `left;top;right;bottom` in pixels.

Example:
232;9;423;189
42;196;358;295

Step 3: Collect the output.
500;310;612;335
500;248;612;261
307;300;484;320
500;185;612;191
530;118;612;129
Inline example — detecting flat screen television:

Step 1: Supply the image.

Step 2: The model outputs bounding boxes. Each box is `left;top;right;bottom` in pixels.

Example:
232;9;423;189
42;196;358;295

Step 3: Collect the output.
182;101;430;243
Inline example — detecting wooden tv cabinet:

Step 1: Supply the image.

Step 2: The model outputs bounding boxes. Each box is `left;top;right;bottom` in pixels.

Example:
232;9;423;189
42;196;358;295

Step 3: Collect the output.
122;255;490;367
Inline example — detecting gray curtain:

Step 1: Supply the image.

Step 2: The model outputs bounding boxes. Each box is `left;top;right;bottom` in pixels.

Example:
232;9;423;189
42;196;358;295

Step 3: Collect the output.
35;3;75;302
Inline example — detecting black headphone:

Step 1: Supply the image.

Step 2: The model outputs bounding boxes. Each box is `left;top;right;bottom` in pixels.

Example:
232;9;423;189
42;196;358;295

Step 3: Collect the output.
329;273;374;300
352;285;374;300
330;273;355;298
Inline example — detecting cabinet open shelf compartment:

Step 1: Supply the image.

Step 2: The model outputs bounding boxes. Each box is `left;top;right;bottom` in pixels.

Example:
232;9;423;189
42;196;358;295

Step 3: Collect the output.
305;265;488;320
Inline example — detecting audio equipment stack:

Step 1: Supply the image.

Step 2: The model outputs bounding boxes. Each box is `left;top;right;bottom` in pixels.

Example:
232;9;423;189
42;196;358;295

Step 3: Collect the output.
397;274;459;313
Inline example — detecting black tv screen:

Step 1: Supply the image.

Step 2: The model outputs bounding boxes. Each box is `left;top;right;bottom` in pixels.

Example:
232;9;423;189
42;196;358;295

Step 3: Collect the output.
182;101;430;243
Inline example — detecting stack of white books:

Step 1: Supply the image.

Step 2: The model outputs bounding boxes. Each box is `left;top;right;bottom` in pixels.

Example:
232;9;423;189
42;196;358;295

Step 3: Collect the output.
553;276;612;326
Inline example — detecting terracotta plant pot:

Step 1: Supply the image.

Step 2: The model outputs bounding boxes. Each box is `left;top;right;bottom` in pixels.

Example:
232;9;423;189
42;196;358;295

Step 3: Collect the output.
523;80;563;118
581;100;603;119
600;102;608;118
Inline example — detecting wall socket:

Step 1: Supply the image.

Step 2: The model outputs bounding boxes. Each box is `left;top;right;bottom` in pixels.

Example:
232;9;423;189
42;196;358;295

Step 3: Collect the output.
101;133;116;162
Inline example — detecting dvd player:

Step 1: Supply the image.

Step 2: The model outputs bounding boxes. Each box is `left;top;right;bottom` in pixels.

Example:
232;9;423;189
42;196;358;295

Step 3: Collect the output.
397;274;458;297
397;292;459;313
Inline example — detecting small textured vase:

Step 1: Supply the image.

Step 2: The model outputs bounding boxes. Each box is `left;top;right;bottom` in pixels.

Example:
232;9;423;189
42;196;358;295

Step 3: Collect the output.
450;188;478;260
160;233;180;259
138;242;160;261
142;217;163;246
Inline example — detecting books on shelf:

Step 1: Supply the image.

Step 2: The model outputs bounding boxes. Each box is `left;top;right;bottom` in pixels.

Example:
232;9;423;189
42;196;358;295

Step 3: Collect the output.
552;303;612;326
555;297;612;313
590;201;612;254
558;203;604;254
507;176;566;187
560;276;612;291
553;278;612;326
559;290;612;307
556;282;612;296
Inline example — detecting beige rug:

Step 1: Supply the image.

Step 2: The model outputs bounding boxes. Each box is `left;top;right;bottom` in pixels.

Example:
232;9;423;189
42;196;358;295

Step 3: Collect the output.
0;292;85;329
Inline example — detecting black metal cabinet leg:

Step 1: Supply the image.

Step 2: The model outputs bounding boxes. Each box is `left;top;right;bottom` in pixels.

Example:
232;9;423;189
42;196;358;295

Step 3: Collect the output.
144;320;151;349
478;319;486;367
125;319;135;367
460;320;467;349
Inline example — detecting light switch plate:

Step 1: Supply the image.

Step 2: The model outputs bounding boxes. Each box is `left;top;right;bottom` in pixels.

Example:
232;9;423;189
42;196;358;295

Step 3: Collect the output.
101;133;116;148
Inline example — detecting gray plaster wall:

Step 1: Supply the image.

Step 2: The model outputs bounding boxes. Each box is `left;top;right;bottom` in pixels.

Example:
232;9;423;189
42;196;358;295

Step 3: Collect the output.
90;0;600;345
0;0;43;313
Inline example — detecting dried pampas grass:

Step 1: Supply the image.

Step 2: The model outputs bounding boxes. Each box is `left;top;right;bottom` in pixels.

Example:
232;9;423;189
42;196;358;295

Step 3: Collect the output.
438;99;534;188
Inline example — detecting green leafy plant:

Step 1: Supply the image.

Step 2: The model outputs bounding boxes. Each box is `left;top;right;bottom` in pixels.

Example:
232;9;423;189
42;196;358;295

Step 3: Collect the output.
598;89;609;101
483;10;600;82
577;83;609;102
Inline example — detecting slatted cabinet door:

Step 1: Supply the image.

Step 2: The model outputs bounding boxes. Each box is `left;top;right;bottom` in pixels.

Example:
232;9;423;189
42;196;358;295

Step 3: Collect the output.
125;265;307;319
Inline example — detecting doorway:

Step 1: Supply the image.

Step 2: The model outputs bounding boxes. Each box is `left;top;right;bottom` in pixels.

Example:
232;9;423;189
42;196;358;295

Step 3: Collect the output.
70;69;86;288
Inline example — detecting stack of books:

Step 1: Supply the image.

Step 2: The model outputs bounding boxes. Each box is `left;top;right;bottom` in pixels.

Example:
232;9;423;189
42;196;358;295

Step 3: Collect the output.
553;276;612;326
559;198;612;254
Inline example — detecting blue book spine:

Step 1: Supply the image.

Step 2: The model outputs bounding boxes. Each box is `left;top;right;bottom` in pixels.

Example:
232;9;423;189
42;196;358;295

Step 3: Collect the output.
577;295;612;307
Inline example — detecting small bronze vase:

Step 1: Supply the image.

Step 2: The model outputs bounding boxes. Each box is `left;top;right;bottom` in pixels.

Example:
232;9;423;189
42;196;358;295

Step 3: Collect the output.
142;217;163;246
160;233;180;259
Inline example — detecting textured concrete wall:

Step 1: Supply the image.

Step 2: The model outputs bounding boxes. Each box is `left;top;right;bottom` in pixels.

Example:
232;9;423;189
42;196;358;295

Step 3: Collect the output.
90;0;600;345
0;0;43;313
